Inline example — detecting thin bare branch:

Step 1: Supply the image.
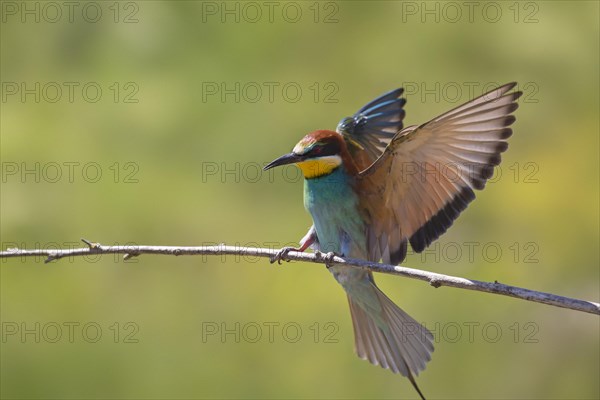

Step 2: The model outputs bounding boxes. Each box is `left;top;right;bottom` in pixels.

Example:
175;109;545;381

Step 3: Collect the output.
1;239;598;316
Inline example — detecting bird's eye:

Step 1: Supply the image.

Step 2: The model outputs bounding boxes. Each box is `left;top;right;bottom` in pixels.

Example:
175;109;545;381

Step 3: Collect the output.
312;146;323;155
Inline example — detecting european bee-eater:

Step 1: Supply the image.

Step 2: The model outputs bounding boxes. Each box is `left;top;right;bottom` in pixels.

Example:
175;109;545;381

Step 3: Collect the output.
264;82;522;399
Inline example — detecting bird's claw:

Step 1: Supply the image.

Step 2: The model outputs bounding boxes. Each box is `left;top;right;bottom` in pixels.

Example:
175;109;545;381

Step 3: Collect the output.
316;250;341;268
270;247;296;265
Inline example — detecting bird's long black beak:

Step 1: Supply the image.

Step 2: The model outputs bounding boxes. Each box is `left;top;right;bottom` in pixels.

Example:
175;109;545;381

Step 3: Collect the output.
263;153;302;170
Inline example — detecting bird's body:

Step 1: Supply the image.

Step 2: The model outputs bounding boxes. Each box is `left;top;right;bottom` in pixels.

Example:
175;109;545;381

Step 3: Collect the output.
299;136;365;259
304;165;366;258
264;83;522;399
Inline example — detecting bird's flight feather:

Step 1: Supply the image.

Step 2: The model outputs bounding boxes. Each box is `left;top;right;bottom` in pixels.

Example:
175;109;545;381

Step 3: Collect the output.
337;88;406;169
358;82;522;264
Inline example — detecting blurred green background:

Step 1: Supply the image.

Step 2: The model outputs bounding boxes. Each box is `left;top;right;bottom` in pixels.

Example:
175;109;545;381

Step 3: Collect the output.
1;1;598;399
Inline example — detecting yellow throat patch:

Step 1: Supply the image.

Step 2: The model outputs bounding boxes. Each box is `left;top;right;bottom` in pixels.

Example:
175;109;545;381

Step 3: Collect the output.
296;155;342;179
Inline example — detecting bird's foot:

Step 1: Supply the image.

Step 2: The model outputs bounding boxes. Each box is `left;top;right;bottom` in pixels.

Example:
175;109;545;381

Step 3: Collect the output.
270;247;297;265
315;250;342;269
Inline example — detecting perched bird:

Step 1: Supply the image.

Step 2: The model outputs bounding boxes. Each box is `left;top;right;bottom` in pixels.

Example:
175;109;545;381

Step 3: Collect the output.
264;83;522;399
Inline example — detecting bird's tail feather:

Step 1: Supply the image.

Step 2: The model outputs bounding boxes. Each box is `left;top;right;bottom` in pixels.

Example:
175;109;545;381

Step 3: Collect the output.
347;285;433;399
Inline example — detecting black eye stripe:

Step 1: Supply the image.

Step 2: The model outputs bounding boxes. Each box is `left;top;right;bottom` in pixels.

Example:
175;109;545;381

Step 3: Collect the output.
307;140;339;158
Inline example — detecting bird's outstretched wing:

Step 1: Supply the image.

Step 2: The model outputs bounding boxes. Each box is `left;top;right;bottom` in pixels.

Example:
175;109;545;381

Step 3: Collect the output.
359;82;522;264
337;88;406;169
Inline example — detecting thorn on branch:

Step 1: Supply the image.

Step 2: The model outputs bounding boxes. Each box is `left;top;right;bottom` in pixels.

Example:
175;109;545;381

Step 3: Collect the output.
45;253;59;264
123;253;139;261
81;238;100;249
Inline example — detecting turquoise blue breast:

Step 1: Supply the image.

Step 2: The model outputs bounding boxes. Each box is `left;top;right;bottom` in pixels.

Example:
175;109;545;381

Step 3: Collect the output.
303;167;366;258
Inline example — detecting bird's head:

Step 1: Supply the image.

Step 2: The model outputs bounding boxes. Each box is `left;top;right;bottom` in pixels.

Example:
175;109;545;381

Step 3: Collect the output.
264;130;353;179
